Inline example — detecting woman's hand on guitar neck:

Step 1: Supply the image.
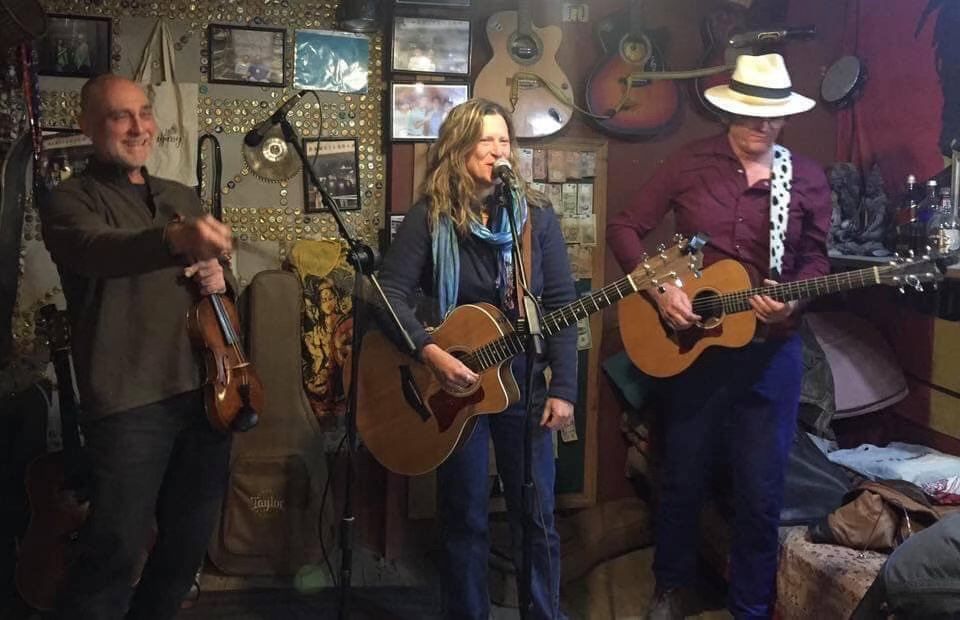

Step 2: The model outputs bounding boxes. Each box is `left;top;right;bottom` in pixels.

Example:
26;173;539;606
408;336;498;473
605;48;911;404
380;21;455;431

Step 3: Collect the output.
649;282;700;330
422;343;480;392
749;278;798;324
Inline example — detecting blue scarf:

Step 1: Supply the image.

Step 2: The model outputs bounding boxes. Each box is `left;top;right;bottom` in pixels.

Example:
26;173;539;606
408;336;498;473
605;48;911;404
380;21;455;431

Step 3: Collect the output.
432;187;528;319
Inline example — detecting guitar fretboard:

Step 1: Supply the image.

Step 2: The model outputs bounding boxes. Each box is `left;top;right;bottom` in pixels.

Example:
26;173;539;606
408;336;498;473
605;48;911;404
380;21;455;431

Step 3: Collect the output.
461;275;639;373
693;264;887;315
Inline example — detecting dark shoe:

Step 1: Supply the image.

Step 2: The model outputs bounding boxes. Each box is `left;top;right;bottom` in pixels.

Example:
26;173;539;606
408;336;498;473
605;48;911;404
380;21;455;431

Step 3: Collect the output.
646;587;684;620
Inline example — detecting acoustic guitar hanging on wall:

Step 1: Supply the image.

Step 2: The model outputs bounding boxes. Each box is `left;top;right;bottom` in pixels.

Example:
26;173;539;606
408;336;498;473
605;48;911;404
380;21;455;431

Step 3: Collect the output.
584;0;682;139
474;0;573;138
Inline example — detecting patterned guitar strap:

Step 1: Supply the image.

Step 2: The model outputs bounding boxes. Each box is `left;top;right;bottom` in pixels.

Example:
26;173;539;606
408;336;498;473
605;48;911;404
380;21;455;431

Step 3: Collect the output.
769;144;793;280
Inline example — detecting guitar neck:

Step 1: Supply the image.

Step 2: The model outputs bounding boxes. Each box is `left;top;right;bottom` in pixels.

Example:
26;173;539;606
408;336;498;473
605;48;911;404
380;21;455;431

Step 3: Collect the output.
517;0;532;36
51;349;83;475
710;265;886;314
463;274;639;372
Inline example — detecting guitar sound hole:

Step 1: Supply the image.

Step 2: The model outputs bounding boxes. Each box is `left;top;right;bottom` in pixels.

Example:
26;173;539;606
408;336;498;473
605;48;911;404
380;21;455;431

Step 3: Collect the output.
693;290;722;323
511;35;539;61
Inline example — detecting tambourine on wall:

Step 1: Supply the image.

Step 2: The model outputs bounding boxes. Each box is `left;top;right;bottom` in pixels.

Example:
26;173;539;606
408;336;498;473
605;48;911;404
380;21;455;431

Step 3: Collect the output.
821;55;868;109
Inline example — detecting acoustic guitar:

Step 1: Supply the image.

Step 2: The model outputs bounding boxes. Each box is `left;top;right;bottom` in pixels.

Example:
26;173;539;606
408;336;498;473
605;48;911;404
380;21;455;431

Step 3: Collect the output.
16;305;89;611
474;0;573;138
619;257;944;378
354;235;706;476
584;0;682;139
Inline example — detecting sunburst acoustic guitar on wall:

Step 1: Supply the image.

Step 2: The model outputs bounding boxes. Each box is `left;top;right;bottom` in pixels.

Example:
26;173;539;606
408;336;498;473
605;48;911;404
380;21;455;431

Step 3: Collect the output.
353;235;707;476
619;256;945;379
584;0;682;139
474;0;573;138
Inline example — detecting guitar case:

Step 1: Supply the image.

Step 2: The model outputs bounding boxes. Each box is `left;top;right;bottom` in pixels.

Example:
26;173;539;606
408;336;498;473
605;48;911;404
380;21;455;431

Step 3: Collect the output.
208;270;334;575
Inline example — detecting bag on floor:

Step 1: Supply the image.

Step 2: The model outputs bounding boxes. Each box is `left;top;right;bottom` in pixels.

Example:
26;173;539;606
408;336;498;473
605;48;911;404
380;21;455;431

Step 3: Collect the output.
809;479;940;552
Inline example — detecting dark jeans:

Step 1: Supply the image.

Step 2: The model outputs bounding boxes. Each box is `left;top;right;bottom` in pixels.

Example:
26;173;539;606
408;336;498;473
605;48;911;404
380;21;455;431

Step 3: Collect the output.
654;334;802;620
56;390;231;620
437;398;563;620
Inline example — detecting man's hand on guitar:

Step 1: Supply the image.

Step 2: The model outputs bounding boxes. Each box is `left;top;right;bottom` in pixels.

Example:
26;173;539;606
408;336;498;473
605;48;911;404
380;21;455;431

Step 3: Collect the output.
749;279;798;324
184;258;226;296
541;397;573;430
422;343;479;392
651;282;701;330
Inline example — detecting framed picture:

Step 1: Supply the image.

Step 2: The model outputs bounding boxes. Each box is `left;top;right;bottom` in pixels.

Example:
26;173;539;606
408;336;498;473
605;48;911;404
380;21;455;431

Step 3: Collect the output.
37;15;111;77
391;82;470;141
303;138;360;213
208;24;286;87
392;16;471;76
38;132;95;191
395;0;471;6
294;29;369;94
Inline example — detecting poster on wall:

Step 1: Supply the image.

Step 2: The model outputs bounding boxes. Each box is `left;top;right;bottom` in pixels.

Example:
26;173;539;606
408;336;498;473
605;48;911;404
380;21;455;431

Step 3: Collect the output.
390;82;469;140
207;24;286;87
302;138;360;213
294;30;369;93
37;14;111;77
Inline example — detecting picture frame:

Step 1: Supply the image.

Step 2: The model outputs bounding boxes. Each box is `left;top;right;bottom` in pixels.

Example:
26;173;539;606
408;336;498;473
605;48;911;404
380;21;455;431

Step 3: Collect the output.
390;82;470;141
392;16;471;76
294;29;369;94
37;15;111;78
38;131;95;191
302;138;360;213
395;0;471;7
207;24;286;87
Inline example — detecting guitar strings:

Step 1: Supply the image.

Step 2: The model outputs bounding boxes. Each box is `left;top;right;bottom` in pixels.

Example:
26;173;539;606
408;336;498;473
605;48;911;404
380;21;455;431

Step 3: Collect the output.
688;264;914;314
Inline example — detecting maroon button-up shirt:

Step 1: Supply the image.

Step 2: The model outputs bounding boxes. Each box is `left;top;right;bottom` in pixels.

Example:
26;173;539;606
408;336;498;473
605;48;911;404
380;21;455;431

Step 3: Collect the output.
607;134;832;284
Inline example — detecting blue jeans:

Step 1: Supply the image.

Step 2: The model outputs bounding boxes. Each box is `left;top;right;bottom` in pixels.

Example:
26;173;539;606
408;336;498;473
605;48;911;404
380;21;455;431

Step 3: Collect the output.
653;335;802;620
56;390;231;620
437;396;563;620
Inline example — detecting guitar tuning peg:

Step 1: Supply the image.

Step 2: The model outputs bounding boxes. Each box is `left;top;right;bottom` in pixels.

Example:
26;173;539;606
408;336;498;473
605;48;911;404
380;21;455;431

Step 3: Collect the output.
656;243;666;253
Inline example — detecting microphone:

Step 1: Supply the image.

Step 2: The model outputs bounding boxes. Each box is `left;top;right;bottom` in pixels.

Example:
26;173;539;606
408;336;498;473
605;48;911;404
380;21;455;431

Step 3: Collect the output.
727;26;816;49
243;90;308;147
493;158;518;188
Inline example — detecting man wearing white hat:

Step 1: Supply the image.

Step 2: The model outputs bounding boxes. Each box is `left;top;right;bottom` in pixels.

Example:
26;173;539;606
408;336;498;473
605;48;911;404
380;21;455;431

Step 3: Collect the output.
607;54;831;619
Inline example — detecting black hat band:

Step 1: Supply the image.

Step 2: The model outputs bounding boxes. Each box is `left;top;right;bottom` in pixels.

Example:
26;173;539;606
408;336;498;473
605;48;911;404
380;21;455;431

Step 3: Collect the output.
729;80;792;100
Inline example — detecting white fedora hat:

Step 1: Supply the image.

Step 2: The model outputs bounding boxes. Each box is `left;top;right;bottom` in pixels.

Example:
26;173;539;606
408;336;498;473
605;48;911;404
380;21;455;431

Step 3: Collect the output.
704;53;815;118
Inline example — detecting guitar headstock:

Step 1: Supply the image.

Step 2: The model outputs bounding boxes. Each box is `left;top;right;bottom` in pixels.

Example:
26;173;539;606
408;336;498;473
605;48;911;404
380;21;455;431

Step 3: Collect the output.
35;304;71;354
879;253;947;293
628;232;707;292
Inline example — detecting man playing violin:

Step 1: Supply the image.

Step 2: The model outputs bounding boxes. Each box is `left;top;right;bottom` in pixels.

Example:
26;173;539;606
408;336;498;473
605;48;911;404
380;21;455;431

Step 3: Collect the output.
39;74;234;620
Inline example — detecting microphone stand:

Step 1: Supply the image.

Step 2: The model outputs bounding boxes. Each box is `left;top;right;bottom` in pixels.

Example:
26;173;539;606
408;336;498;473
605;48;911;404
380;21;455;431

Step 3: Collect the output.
501;183;543;620
274;117;418;619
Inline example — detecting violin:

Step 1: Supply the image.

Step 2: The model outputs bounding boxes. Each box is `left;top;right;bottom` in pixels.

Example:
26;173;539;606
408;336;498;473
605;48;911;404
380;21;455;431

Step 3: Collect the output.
189;133;262;433
187;292;263;433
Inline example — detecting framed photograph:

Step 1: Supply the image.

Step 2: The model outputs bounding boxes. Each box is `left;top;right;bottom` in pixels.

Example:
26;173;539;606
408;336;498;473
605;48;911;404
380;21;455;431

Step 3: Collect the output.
395;0;471;6
391;82;470;141
37;15;111;77
294;30;369;94
303;138;360;213
392;16;471;76
208;24;286;87
39;132;95;191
